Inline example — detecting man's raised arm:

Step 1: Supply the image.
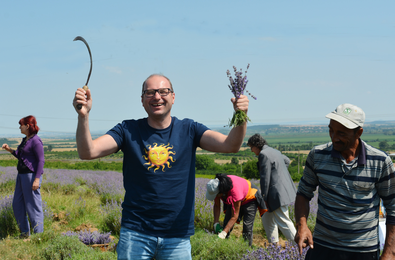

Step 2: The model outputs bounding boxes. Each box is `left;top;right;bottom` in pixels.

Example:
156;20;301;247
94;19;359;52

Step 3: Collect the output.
73;88;118;160
200;94;249;153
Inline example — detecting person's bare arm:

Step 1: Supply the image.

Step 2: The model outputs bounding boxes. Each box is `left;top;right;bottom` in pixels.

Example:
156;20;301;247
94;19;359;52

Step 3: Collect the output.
200;95;248;153
222;200;241;234
73;88;119;159
380;223;395;259
213;197;221;223
294;194;314;255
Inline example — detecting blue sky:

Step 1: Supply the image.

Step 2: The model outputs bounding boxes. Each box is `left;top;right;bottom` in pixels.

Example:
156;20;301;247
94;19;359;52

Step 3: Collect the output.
1;1;394;137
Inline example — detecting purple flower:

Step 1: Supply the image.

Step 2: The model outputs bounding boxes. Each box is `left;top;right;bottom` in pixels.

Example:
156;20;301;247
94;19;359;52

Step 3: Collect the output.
241;242;310;260
62;230;112;245
226;64;256;128
227;64;256;100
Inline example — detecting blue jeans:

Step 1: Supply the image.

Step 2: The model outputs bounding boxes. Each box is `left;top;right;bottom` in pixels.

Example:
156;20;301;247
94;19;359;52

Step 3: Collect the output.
117;227;192;260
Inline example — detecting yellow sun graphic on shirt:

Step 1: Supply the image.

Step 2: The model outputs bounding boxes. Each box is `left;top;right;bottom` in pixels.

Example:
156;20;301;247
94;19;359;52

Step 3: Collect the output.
143;143;176;172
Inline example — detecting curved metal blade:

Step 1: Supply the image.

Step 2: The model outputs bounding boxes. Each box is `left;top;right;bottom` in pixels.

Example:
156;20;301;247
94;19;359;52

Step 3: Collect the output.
73;36;93;86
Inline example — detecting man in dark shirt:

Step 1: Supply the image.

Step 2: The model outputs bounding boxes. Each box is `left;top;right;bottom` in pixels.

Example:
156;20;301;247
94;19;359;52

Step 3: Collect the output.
73;74;250;260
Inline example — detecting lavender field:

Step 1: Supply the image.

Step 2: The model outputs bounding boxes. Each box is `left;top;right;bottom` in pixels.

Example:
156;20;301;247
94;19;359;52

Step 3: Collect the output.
0;166;318;259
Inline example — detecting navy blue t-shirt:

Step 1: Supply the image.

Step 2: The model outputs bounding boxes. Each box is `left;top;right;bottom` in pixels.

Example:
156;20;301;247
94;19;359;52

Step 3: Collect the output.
106;117;209;238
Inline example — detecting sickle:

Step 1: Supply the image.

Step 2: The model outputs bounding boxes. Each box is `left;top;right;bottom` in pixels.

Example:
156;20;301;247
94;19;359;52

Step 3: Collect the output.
73;36;93;110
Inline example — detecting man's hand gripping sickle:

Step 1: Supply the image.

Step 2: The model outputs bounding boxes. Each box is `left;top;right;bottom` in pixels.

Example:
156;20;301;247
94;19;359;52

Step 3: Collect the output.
73;87;92;116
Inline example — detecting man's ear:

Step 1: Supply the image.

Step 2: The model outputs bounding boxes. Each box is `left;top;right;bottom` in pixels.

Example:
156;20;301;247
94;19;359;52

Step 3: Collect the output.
356;127;363;138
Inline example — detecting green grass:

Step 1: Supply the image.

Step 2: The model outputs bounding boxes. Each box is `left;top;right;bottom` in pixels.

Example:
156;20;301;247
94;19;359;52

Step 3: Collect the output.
196;174;215;179
0;187;117;259
191;229;252;260
2;129;392;259
0;176;280;260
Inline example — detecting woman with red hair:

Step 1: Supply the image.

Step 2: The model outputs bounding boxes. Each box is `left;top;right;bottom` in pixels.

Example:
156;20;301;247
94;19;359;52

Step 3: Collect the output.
2;115;45;238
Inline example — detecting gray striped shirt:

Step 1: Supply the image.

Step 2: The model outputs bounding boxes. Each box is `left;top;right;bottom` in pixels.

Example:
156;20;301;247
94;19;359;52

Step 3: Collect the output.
298;140;395;252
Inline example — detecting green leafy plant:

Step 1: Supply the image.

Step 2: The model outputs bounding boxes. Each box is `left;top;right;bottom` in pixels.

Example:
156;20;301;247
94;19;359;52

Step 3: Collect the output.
0;195;19;238
40;234;90;260
100;199;122;236
191;229;251;260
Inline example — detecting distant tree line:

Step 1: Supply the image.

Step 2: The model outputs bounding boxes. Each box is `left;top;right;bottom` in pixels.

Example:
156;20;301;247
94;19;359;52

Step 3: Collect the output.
272;143;316;152
195;155;245;177
0;138;18;146
195;152;306;182
378;141;395;151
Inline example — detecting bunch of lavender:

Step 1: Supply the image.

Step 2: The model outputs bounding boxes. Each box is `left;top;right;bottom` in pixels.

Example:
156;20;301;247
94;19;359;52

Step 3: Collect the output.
226;64;256;128
62;230;112;245
241;241;310;260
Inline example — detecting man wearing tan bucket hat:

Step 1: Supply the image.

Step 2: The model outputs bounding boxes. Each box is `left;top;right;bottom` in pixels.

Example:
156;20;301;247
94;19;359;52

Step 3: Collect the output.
294;103;395;260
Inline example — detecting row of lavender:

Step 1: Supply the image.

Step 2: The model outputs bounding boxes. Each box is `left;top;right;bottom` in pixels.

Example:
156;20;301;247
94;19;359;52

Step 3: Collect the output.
0;166;124;196
0;166;318;259
0;166;124;241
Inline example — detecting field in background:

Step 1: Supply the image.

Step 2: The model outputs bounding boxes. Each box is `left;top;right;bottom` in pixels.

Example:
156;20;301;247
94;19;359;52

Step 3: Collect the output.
2;130;395;162
3;122;395;153
259;133;395;148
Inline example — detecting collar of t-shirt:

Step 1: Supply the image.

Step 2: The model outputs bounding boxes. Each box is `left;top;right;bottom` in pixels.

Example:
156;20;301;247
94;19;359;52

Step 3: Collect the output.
331;138;366;167
341;156;359;172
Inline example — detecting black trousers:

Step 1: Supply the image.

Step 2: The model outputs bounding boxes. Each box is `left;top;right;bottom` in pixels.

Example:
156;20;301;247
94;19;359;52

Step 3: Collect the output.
305;243;380;260
223;200;258;246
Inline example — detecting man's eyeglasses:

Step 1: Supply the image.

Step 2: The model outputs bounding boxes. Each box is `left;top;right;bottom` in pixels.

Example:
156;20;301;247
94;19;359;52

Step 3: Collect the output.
142;88;173;97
